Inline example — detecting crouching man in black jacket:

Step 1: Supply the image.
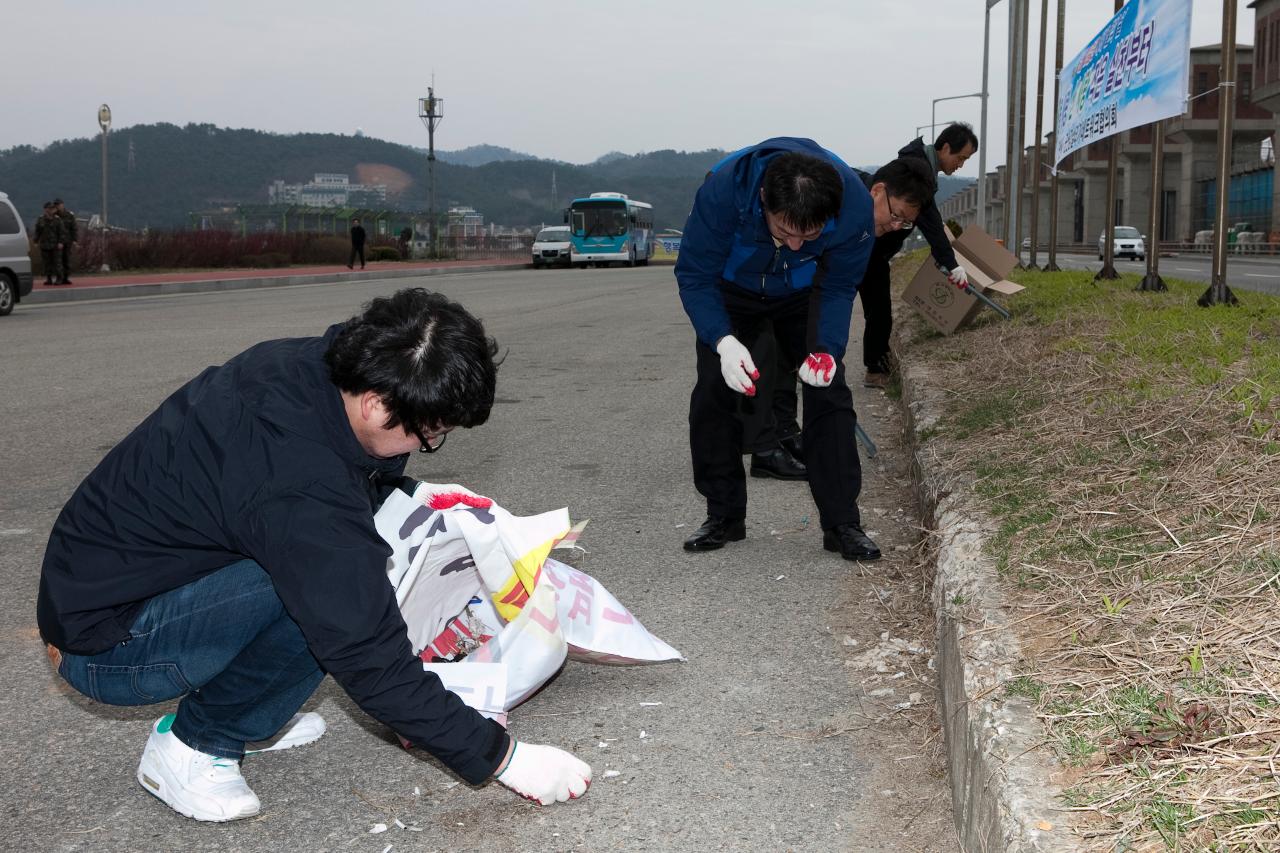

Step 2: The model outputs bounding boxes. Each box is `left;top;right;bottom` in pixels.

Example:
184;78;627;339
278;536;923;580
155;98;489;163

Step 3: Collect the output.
37;288;591;822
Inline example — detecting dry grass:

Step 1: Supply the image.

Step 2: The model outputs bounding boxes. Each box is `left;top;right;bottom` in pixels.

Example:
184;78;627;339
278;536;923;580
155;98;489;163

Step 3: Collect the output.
893;254;1280;851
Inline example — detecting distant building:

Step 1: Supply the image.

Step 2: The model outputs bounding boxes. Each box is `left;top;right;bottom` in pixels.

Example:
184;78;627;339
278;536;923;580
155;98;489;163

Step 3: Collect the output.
446;206;484;238
268;173;388;208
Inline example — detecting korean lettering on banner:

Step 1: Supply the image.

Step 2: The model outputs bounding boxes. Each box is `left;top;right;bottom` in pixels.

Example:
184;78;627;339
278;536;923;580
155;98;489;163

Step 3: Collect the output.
1054;0;1192;166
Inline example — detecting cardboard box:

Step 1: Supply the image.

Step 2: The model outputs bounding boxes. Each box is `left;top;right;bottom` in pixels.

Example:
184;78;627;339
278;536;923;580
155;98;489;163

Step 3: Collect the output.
900;224;1025;335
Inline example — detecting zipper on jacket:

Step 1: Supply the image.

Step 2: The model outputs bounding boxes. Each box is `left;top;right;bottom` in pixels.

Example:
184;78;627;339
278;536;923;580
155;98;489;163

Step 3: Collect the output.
762;246;781;295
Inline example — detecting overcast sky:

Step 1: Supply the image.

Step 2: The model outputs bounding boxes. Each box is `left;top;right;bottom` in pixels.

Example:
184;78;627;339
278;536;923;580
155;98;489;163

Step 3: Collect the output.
7;1;1235;179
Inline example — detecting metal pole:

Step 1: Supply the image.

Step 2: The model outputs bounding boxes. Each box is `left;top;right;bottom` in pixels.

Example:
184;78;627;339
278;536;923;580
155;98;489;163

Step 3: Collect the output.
1200;1;1240;306
1139;120;1167;291
1095;0;1123;281
1004;0;1019;249
1028;0;1049;268
1014;0;1030;263
978;0;997;231
1045;0;1065;270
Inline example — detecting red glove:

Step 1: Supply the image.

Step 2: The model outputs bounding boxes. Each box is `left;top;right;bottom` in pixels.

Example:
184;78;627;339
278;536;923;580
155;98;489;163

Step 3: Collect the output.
798;352;836;387
420;483;494;510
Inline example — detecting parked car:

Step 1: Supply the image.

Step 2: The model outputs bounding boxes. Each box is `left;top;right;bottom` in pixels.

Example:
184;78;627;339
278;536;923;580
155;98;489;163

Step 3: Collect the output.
0;192;34;316
531;226;572;268
1098;225;1145;261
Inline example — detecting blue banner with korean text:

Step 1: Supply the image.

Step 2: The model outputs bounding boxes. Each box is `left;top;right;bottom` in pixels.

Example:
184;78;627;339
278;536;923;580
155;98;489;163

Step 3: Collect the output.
1054;0;1192;166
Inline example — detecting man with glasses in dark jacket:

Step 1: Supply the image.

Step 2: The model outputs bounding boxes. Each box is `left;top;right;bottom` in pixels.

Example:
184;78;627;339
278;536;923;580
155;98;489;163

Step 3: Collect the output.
862;122;978;389
38;288;591;822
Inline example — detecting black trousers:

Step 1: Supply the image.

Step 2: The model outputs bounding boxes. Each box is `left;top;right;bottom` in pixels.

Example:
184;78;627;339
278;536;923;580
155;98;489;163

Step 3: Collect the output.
740;325;800;453
858;258;893;373
60;243;73;282
689;284;862;531
349;244;365;268
40;248;60;283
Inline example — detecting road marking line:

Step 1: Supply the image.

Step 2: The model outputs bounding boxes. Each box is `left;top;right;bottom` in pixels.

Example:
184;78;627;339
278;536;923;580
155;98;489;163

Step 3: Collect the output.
1244;273;1280;278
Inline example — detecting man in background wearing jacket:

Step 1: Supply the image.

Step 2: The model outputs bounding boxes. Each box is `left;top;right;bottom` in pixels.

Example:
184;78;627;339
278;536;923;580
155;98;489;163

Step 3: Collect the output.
675;138;934;562
861;122;978;389
38;288;591;822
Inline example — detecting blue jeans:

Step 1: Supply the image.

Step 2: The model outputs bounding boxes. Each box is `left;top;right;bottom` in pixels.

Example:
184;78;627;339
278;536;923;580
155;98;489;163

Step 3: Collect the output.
58;559;324;760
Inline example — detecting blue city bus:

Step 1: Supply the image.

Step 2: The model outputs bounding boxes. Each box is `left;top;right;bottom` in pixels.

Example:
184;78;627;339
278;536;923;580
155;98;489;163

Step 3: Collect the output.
566;192;654;267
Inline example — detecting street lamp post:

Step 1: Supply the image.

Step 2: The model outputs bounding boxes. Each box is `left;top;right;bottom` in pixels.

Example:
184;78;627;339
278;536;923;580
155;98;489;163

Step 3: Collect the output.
931;93;983;144
418;87;444;258
97;104;111;273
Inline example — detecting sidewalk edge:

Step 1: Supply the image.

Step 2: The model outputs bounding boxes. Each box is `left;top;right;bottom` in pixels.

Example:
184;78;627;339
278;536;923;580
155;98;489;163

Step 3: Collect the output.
899;359;1085;853
24;264;522;305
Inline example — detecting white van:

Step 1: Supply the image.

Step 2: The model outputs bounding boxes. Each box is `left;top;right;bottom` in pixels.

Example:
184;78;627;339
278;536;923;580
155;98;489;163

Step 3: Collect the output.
0;193;34;316
531;226;572;268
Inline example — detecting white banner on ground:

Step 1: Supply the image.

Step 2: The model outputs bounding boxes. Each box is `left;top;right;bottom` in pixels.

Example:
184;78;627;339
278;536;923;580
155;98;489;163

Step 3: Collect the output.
1054;0;1192;166
375;484;683;722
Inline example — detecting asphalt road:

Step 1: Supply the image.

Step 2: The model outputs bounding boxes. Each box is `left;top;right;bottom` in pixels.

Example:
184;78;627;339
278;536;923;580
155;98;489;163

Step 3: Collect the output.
1030;250;1280;295
0;268;955;852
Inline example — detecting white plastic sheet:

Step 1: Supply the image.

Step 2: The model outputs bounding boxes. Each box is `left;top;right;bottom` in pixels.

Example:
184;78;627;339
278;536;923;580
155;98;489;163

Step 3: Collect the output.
375;484;683;721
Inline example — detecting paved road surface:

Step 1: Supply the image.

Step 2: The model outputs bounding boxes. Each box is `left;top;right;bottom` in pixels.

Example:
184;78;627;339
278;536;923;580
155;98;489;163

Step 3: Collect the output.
0;268;956;852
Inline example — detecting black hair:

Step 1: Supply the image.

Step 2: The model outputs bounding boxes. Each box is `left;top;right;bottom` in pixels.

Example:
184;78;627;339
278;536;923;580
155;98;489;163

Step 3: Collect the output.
324;288;500;432
934;122;979;154
871;157;937;209
760;152;844;232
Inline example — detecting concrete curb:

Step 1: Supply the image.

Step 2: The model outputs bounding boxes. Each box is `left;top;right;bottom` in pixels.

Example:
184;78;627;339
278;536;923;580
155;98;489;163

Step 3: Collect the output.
898;360;1085;853
24;263;525;305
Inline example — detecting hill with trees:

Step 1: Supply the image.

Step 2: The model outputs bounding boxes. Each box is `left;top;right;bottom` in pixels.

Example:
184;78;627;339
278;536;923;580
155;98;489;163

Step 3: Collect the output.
0;124;973;232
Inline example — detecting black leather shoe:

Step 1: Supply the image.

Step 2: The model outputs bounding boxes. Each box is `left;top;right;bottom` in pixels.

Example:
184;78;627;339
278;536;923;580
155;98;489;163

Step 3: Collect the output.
683;516;746;552
750;447;807;480
779;434;803;460
823;523;882;561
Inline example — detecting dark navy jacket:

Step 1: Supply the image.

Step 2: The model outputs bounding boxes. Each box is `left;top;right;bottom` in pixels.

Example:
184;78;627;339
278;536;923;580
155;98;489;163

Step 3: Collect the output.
897;137;959;272
37;325;508;784
674;137;875;359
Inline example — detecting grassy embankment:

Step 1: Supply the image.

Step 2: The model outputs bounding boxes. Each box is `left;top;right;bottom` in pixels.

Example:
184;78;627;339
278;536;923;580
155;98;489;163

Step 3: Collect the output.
892;250;1280;851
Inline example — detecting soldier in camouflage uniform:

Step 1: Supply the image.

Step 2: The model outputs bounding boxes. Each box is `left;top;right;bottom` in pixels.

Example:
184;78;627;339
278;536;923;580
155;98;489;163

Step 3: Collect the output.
34;202;66;285
54;198;77;284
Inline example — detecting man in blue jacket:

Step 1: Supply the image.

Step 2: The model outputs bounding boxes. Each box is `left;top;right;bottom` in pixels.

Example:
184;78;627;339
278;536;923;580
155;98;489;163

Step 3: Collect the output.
675;138;934;561
38;288;590;822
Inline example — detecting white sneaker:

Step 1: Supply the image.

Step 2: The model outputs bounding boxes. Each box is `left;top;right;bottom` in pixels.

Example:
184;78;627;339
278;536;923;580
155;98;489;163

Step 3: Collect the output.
136;715;261;822
245;712;327;754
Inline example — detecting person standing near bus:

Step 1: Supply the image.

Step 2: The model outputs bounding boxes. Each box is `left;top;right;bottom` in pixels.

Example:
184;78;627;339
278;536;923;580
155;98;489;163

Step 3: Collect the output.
674;138;933;562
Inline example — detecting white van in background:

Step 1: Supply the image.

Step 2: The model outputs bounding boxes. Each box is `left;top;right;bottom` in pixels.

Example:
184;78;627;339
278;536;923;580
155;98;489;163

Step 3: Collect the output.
0;192;33;316
531;226;572;268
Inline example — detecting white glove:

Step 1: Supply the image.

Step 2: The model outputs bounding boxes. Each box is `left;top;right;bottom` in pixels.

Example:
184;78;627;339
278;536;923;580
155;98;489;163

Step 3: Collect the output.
947;264;969;289
714;335;759;396
419;483;493;510
496;741;592;805
797;352;836;388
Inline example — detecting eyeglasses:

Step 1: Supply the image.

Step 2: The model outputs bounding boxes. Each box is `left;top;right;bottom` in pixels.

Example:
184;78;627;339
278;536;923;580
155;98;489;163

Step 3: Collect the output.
886;197;916;230
412;426;449;454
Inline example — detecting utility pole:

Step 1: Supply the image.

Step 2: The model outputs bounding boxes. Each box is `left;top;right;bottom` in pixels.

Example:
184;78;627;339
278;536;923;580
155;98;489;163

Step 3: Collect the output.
978;0;1002;232
1014;0;1031;263
1095;0;1124;281
1006;0;1029;258
1200;0;1239;306
1045;0;1065;271
418;86;444;258
1027;0;1050;268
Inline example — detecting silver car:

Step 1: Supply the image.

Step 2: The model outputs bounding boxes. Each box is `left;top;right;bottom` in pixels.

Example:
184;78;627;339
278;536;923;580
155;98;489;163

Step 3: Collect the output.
0;192;34;316
1098;225;1146;261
